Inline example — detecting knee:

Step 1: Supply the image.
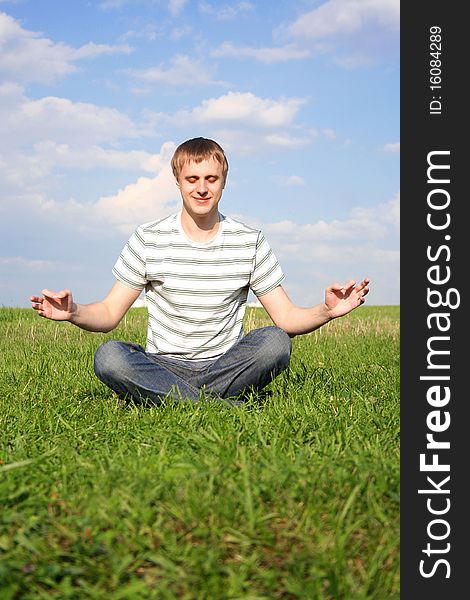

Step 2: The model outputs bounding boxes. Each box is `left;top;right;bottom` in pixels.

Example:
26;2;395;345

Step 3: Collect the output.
271;326;292;365
260;326;292;370
93;340;134;381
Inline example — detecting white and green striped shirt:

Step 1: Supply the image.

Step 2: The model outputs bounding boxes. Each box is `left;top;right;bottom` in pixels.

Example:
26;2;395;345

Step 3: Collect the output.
112;211;284;360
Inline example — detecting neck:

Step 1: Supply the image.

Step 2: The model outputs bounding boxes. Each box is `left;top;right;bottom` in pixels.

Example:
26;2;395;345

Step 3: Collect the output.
180;209;220;243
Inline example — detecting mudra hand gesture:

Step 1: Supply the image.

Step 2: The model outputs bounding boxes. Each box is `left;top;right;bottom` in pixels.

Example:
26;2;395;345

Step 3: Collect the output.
324;278;370;319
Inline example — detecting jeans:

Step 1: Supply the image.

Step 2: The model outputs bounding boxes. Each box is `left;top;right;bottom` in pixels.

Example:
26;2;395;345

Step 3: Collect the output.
93;326;292;406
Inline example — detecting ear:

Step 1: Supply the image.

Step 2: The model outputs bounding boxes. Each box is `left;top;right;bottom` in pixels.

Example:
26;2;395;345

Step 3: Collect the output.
175;178;180;188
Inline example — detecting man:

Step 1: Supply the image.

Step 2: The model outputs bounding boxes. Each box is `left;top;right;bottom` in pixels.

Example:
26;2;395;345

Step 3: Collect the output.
30;137;370;405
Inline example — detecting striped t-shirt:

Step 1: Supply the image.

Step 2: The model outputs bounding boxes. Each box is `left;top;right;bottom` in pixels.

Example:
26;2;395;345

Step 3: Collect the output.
112;211;284;360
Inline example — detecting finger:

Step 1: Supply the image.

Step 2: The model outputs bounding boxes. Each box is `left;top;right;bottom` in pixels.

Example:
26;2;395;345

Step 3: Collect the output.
30;296;44;312
329;279;356;294
357;278;370;291
32;304;47;316
358;286;369;304
342;279;356;292
42;288;68;300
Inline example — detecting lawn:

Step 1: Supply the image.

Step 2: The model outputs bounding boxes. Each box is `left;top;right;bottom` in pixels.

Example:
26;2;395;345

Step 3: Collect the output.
0;305;399;599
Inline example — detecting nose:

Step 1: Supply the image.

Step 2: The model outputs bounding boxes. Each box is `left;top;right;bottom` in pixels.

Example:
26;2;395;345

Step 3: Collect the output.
196;180;208;196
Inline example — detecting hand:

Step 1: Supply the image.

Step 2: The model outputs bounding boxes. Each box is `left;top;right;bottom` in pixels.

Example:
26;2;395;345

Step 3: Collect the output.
324;278;370;319
30;289;75;321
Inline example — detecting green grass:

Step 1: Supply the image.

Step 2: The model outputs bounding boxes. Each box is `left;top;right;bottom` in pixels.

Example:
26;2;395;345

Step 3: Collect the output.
0;306;399;599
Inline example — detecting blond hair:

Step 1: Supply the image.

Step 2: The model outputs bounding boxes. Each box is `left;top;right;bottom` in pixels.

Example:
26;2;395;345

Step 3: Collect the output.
171;137;229;184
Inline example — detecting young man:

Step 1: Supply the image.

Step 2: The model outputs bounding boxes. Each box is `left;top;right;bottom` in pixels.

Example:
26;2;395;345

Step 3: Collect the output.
30;137;370;405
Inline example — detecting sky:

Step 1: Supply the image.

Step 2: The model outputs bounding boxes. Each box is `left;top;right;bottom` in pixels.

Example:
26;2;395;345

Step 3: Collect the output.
0;0;399;308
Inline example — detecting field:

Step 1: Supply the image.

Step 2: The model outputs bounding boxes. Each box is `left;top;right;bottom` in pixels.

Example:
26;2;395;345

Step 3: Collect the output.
0;306;399;599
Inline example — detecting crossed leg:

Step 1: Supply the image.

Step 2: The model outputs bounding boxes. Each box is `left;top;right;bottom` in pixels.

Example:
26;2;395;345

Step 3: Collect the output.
93;326;292;405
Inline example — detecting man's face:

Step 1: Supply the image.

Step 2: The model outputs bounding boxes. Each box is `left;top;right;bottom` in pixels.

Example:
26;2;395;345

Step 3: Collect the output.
177;157;225;221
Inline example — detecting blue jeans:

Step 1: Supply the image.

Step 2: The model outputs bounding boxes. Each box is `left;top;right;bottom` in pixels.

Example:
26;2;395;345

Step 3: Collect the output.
93;326;292;405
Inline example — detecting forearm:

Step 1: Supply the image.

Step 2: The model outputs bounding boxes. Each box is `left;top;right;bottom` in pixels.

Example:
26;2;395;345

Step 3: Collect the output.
31;282;140;329
259;281;369;337
68;301;121;332
258;285;335;336
279;303;333;336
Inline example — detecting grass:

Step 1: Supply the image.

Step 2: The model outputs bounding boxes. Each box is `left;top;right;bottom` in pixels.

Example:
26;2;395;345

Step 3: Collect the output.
0;306;399;599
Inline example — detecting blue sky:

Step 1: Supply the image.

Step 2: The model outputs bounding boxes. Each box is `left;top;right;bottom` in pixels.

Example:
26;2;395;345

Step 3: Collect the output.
0;0;399;308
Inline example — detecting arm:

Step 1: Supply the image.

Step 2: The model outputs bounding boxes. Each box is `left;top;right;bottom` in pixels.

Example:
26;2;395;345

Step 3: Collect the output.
257;278;370;336
30;281;142;333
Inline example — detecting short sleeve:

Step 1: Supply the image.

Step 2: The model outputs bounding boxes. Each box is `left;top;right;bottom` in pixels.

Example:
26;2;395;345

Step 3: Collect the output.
250;231;285;296
112;227;147;289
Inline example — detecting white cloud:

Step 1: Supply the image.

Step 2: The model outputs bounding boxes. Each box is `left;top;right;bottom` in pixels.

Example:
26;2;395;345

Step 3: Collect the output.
120;24;159;42
284;0;399;40
198;1;254;20
350;191;399;232
170;25;192;40
128;54;223;87
0;84;160;196
264;133;311;148
0;256;57;270
94;170;179;235
382;142;400;153
0;12;74;83
233;192;399;253
98;0;133;9
2;94;143;147
72;41;133;60
0;82;150;146
230;191;400;305
285;175;305;186
169;0;189;17
333;53;376;69
176;91;306;128
274;175;306;187
0;12;132;85
31;141;157;172
276;0;399;68
212;42;310;64
150;92;314;155
93;141;178;232
264;192;399;248
24;98;137;143
322;128;337;140
2;142;181;237
196;129;261;156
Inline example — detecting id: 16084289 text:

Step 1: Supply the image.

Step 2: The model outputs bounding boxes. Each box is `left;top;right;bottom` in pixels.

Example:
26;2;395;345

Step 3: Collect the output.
429;25;442;115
